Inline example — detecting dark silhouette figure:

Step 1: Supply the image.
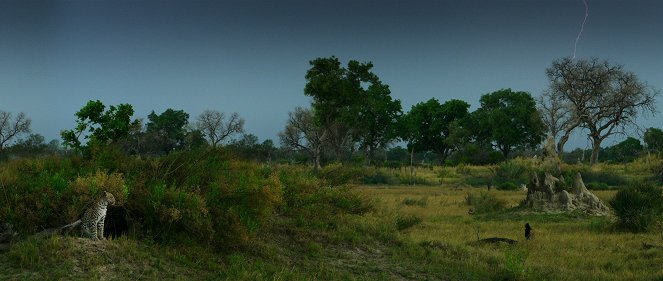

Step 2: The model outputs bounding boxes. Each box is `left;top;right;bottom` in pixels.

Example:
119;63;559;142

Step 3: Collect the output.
525;223;533;240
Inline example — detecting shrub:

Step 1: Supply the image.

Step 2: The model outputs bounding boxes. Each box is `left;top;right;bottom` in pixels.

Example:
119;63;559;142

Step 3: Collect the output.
492;161;531;187
610;182;663;232
396;214;422;230
496;181;520;191
585;182;610;190
402;197;428;207
465;192;506;214
362;171;396;185
317;163;363;186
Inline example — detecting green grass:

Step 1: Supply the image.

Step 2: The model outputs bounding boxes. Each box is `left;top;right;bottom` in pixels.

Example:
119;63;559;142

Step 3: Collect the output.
2;153;663;280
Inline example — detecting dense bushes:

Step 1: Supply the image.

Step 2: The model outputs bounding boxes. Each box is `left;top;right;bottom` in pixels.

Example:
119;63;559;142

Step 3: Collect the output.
0;148;370;249
465;192;506;214
609;182;663;232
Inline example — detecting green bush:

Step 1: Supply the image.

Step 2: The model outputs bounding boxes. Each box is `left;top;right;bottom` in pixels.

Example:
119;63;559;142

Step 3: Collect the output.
317;163;363;186
396;214;422;230
362;171;397;185
492;161;531;187
465;192;506;214
402;197;428;207
609;182;663;232
585;182;611;190
496;181;520;191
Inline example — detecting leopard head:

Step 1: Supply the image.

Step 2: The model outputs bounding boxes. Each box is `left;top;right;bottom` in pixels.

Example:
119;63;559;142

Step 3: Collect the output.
104;191;116;206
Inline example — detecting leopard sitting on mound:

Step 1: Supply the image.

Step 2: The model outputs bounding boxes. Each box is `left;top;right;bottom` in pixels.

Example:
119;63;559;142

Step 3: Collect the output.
80;191;116;240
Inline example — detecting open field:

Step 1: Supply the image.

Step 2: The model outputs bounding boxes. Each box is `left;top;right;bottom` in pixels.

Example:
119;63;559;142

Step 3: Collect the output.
0;152;662;280
361;184;663;280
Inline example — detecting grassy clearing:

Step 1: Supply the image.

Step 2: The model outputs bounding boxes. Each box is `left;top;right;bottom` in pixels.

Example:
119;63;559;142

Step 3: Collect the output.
361;185;663;281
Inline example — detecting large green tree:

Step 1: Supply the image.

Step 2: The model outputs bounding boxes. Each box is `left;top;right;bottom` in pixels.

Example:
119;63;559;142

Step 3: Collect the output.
603;137;643;163
304;56;382;160
146;109;190;153
61;100;134;150
399;98;470;163
355;83;402;164
470;89;545;158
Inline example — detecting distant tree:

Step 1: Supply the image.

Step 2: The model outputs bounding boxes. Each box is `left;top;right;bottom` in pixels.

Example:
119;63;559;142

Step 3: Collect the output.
183;129;207;150
470;89;545;158
537;90;579;154
146;108;190;153
8;133;46;156
0;110;31;152
644;127;663;153
61;100;134;151
355;83;402;164
278;107;327;170
546;57;658;164
603;137;644;163
304;56;381;160
400;98;470;164
195;110;244;148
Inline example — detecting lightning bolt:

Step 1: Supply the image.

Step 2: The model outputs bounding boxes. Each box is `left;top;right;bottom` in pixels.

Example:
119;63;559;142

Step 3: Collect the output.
572;0;589;59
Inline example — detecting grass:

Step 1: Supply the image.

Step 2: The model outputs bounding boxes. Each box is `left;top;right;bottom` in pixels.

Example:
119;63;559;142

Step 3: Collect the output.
360;185;663;280
2;153;663;280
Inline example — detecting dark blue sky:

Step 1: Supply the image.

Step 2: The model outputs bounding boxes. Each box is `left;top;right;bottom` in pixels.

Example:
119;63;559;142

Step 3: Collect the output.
1;0;662;149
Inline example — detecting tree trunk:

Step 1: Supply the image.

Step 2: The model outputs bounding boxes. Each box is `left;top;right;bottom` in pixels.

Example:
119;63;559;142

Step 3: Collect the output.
410;148;415;178
590;137;602;165
557;133;570;155
313;148;322;171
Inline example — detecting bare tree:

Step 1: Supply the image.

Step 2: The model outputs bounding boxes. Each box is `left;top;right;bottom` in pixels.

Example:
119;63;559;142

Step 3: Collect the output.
537;90;580;154
0;111;31;151
195;110;244;148
546;57;658;164
278;107;327;170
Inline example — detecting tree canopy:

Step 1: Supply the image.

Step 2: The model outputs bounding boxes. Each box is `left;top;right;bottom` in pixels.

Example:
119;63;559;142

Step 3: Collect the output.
399;98;470;162
470;89;545;158
545;57;658;164
61;100;134;151
644;127;663;153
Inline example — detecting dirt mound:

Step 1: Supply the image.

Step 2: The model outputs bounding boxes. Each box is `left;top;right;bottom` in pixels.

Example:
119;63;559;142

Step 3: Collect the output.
524;172;609;215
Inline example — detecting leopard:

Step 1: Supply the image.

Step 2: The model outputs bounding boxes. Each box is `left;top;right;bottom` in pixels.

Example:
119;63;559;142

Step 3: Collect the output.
81;191;116;240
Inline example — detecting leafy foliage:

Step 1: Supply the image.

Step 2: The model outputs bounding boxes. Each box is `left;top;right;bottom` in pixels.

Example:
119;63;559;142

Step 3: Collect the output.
644;127;663;153
399;98;470;162
60;100;134;152
465;192;507;214
610;182;663;232
468;89;545;158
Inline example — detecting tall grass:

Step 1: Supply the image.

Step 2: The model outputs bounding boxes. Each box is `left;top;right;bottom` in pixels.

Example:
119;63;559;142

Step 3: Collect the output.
0;147;370;250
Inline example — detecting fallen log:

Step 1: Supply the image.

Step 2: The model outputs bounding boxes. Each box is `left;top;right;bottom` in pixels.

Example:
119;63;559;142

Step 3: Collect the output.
474;237;518;245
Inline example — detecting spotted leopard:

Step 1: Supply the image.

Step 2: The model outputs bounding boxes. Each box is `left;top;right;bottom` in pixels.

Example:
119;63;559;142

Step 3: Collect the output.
81;191;116;240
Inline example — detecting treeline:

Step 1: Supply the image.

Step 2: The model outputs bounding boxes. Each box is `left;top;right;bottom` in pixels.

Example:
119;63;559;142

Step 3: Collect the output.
0;56;659;167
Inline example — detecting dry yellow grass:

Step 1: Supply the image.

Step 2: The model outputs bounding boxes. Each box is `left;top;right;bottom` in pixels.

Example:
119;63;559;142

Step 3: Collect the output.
360;185;663;281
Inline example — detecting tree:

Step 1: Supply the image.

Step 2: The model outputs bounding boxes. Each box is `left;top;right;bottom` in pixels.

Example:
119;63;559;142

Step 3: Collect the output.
603;137;643;163
403;99;470;163
278;107;327;170
196;110;245;148
470;89;545;158
146;109;190;153
644;127;663;153
355;83;402;164
0;111;31;152
537;90;579;154
61;100;134;150
304;56;380;160
546;57;658;164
